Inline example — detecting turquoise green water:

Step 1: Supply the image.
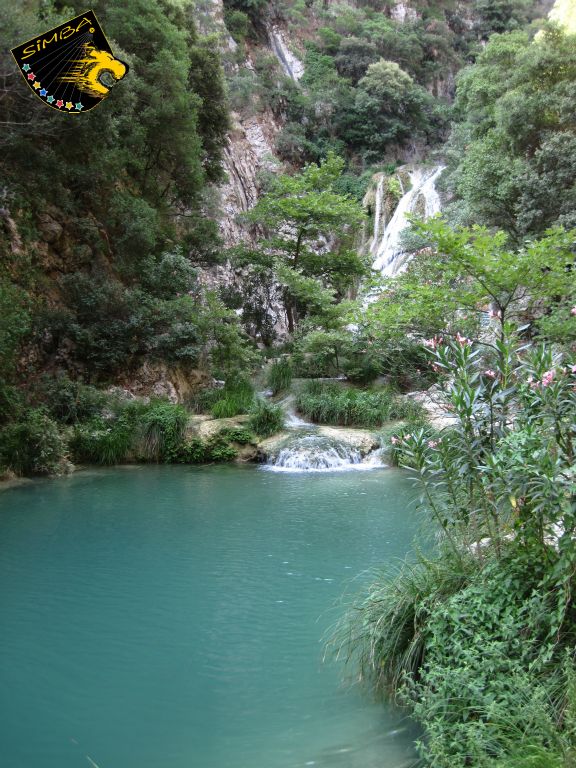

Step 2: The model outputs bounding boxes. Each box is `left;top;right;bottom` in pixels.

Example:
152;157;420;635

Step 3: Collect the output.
0;464;419;768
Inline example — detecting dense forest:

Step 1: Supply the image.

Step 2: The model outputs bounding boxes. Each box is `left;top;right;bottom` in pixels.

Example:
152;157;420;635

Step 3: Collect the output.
1;0;576;764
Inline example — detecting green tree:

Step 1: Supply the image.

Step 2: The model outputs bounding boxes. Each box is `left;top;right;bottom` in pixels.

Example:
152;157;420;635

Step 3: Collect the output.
473;0;535;39
0;0;233;383
366;219;576;346
344;60;439;159
445;26;576;238
248;154;365;333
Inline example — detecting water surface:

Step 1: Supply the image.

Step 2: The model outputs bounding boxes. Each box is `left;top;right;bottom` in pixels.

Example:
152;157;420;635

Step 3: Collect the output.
0;464;419;768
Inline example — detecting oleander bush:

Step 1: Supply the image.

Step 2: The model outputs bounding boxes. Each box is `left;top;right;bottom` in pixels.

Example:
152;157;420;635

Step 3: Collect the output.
334;331;576;767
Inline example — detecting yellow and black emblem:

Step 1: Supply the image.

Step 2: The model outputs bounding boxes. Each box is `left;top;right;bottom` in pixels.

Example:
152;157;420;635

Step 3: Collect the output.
11;9;128;114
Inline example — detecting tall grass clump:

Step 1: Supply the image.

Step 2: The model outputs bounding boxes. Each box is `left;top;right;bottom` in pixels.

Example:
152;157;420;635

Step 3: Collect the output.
248;399;284;437
267;358;293;395
135;400;188;461
330;546;477;697
71;399;190;464
296;382;421;428
194;375;255;418
70;414;136;465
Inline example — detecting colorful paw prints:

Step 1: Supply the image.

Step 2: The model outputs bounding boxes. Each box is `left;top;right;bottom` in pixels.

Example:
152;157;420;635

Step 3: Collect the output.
21;64;83;112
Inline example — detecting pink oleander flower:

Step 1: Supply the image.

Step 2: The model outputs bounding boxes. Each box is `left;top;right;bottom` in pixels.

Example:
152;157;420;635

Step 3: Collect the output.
391;436;399;445
571;306;576;316
423;335;444;350
571;365;576;374
428;440;439;448
455;332;472;346
490;308;501;319
484;369;497;379
541;369;556;388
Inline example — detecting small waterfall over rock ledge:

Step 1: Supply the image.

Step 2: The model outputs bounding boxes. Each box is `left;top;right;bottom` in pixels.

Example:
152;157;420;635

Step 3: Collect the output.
267;435;363;471
264;434;384;472
370;164;444;277
260;402;385;472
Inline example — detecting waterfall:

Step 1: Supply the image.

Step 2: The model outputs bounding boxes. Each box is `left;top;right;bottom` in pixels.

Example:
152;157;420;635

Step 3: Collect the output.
370;174;387;256
267;25;304;81
372;165;444;277
264;434;384;473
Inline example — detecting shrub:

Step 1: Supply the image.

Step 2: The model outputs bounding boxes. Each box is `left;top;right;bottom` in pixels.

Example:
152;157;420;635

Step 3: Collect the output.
223;8;251;42
330;546;477;697
216;426;254;445
407;557;566;767
69;416;135;465
338;333;576;767
36;374;107;425
0;280;31;379
267;359;292;396
177;437;207;463
175;431;242;464
248;399;284;437
0;409;66;476
0;381;24;427
141;248;197;301
205;436;238;462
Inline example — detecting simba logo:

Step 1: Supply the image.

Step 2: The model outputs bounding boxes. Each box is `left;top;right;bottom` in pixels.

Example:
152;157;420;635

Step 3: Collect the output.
11;10;128;113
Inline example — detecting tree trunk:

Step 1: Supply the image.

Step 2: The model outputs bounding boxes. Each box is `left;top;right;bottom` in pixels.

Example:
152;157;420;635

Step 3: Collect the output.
286;303;295;334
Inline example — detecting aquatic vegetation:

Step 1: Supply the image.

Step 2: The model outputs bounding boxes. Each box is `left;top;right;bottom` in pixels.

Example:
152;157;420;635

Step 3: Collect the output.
266;358;293;396
296;381;422;428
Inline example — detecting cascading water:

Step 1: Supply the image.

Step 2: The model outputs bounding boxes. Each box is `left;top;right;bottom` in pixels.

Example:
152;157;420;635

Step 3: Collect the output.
372;165;444;277
370;174;386;256
264;433;385;473
268;435;364;471
267;25;304;81
263;390;384;473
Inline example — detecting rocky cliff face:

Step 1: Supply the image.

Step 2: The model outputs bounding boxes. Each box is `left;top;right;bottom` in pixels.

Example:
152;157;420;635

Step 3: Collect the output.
195;0;307;340
218;113;280;246
196;0;289;247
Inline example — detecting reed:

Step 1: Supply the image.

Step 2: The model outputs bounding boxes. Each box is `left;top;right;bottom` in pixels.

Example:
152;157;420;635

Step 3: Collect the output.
296;382;422;428
267;359;293;396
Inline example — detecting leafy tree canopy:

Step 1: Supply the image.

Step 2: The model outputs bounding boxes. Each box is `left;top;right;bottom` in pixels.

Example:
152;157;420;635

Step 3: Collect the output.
247;153;366;333
445;25;576;239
